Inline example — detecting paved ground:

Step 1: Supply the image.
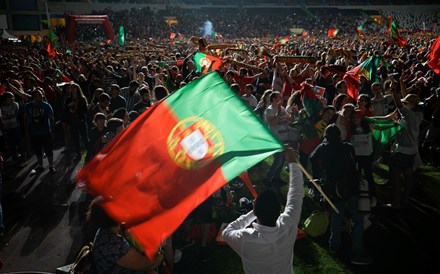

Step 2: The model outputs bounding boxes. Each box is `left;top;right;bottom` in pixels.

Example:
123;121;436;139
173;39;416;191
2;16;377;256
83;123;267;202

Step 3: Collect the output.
0;149;89;273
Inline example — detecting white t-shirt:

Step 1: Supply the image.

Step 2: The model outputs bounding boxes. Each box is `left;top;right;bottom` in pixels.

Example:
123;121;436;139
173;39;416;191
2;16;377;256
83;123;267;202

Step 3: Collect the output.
242;94;258;109
1;102;20;129
264;105;289;142
371;95;394;116
222;163;304;274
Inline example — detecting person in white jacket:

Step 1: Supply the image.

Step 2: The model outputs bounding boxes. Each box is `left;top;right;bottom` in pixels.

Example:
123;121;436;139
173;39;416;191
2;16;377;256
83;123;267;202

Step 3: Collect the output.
222;148;304;274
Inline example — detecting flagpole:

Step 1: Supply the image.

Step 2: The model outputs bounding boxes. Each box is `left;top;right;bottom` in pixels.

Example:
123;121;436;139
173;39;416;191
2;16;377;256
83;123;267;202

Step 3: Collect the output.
46;1;51;29
298;164;340;214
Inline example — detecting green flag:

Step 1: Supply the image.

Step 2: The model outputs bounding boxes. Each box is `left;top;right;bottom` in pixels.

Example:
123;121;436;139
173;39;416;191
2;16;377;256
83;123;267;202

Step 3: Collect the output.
48;29;58;49
365;117;404;160
76;71;283;259
118;26;125;46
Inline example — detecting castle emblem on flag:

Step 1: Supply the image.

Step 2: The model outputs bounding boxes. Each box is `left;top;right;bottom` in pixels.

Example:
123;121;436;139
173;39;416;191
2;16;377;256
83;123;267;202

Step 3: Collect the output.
167;116;224;169
199;57;211;69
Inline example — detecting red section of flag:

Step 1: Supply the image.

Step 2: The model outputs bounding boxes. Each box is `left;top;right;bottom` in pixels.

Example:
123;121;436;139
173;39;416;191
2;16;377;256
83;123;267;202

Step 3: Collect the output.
56;69;71;83
77;103;228;259
62;74;71;83
0;84;5;95
320;65;346;78
328;29;338;38
313;86;326;98
198;54;222;74
356;26;365;36
343;62;363;100
344;74;360;100
396;38;407;47
238;171;257;199
47;43;56;57
428;36;440;74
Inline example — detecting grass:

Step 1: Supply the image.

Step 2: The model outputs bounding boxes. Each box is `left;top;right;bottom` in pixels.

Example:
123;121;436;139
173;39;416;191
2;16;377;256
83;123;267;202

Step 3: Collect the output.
413;165;440;213
193;155;440;274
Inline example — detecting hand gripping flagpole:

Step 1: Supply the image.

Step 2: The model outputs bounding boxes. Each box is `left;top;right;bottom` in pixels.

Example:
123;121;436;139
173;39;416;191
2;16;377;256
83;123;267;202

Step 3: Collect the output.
298;164;339;214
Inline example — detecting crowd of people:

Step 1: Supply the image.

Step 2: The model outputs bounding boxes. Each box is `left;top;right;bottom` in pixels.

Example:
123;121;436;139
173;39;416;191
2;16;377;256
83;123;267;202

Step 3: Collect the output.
63;7;436;41
0;5;439;273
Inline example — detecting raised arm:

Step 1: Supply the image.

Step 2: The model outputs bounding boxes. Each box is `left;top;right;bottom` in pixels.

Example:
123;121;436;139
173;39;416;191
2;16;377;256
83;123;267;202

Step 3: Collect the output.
281;148;304;226
6;79;31;101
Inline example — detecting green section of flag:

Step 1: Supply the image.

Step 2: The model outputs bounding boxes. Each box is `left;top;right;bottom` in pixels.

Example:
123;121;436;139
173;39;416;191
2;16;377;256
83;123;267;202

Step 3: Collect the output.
390;21;399;40
48;29;58;49
164;72;283;181
356;55;381;83
280;38;288;45
365;117;404;160
118;26;125;46
194;52;206;73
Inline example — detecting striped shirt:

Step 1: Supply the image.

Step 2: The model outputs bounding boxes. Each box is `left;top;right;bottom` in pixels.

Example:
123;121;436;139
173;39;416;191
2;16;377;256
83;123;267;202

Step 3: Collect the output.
120;87;141;112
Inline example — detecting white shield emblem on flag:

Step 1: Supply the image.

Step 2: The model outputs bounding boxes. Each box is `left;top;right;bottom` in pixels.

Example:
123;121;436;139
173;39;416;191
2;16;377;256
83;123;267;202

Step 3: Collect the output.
180;129;209;160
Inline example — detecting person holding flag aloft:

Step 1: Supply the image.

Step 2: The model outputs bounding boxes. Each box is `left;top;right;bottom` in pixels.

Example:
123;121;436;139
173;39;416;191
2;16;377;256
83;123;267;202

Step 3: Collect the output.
222;147;304;274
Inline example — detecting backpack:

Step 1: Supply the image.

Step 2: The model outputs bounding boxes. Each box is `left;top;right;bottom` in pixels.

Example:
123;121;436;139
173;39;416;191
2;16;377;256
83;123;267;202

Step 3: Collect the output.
303;210;329;237
70;242;97;274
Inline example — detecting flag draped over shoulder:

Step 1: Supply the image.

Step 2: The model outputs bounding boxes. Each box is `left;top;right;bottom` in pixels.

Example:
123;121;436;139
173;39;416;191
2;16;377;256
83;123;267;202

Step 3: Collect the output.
76;72;283;259
194;52;222;74
343;55;380;100
428;35;440;74
118;26;125;46
364;117;404;160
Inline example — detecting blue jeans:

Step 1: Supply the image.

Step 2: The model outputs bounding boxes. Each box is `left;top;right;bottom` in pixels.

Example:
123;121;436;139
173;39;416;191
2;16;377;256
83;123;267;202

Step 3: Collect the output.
265;151;284;181
329;195;364;260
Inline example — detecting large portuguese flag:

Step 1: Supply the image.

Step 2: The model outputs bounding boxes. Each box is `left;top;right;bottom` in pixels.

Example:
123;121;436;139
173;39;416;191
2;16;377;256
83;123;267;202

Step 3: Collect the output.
76;72;283;259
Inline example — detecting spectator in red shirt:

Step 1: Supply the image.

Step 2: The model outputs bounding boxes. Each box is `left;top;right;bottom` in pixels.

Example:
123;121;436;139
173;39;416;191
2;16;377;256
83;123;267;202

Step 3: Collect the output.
233;68;262;96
